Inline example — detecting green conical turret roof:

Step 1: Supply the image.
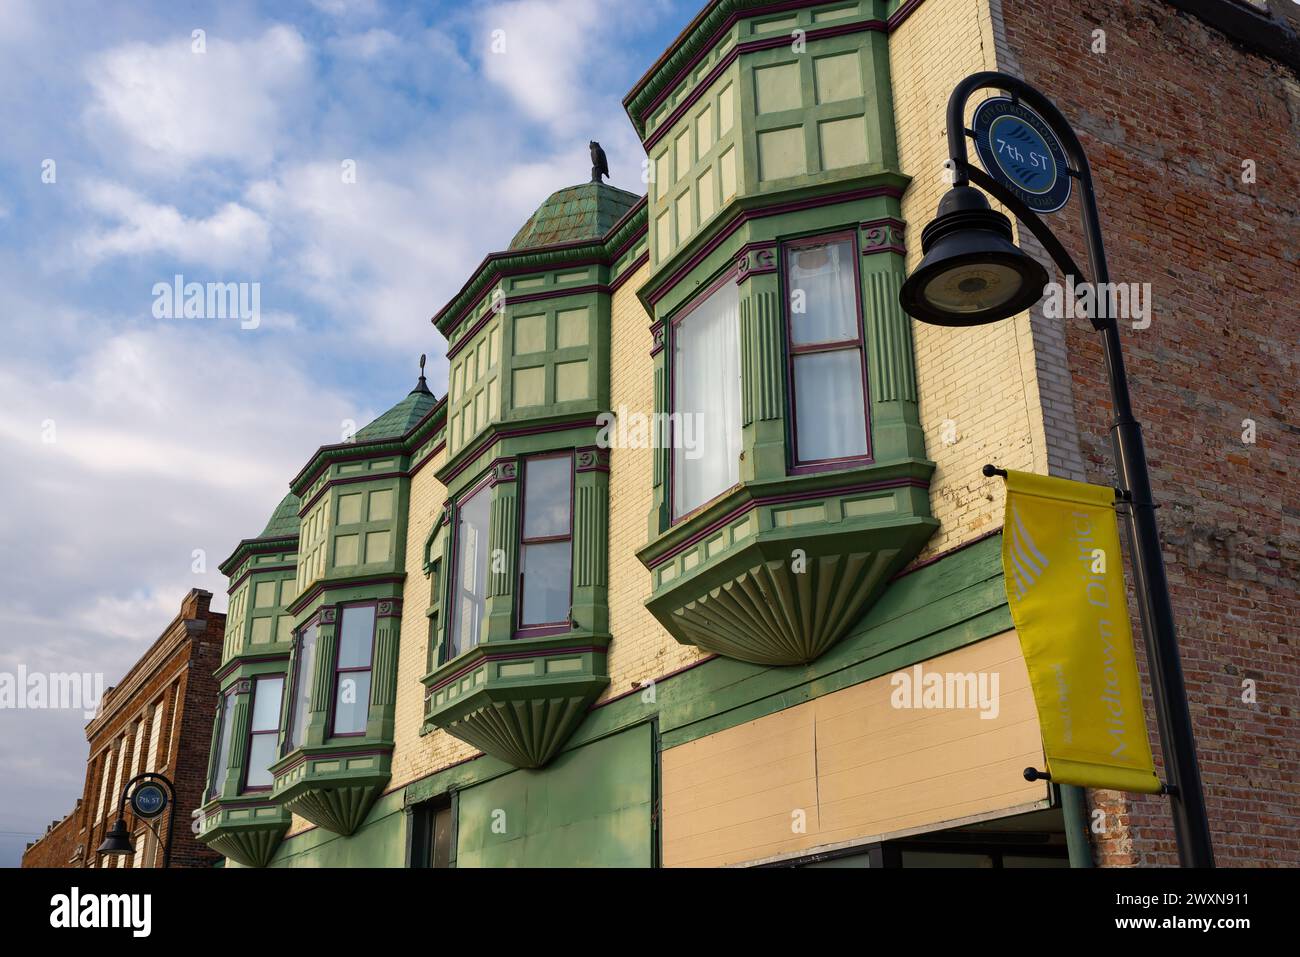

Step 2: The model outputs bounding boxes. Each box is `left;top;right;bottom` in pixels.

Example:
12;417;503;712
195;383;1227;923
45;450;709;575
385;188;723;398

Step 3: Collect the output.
354;366;437;441
258;491;301;539
508;182;641;251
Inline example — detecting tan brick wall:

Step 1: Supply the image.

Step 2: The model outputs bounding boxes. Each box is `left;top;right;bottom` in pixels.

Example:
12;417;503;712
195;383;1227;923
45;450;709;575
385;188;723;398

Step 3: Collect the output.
390;447;479;791
604;264;708;702
889;0;1051;560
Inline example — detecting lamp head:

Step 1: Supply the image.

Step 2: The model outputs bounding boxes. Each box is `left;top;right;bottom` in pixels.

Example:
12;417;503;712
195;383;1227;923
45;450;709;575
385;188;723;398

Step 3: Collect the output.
899;186;1049;326
96;818;134;856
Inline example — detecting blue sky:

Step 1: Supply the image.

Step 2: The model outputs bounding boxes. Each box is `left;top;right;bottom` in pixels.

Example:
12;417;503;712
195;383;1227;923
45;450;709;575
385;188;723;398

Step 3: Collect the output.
0;0;688;866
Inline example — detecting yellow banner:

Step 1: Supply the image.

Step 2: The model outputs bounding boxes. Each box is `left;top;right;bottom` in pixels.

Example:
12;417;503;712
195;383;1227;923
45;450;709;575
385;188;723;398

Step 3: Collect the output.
1000;470;1161;794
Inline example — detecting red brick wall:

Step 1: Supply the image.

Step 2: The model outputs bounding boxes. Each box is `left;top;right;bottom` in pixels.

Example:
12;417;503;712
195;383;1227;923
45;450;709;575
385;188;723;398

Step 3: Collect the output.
20;803;82;868
1000;0;1300;865
24;589;225;868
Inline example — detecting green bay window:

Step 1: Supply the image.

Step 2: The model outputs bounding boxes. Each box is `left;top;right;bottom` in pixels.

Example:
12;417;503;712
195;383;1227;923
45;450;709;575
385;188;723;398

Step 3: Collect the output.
671;277;741;519
449;483;491;659
517;453;574;635
784;233;871;471
332;604;376;736
242;674;284;791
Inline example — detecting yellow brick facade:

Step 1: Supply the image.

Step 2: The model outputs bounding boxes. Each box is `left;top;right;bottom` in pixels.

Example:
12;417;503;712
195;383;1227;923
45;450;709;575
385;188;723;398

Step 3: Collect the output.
604;264;709;703
890;0;1050;559
391;446;481;790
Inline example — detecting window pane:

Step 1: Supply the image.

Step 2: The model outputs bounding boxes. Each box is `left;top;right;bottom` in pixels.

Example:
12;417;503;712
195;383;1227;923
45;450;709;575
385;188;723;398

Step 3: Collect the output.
520;541;571;626
250;676;283;732
211;693;235;796
450;486;491;657
673;280;741;517
337;605;376;668
432;806;454;868
787;239;858;345
333;670;371;735
245;735;278;789
793;348;868;461
286;624;316;750
523;457;571;539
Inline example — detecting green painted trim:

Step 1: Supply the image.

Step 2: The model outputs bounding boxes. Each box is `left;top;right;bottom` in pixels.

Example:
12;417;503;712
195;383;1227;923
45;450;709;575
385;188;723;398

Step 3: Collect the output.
219;535;298;578
290;400;446;498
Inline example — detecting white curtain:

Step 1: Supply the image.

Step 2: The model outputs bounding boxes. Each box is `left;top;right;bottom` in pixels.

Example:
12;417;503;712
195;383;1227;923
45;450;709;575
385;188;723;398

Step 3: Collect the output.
673;280;741;517
788;240;856;346
787;239;868;462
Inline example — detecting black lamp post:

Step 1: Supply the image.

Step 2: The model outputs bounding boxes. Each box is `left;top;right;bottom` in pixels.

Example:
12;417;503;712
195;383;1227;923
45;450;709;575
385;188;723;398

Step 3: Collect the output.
96;772;178;868
899;71;1214;868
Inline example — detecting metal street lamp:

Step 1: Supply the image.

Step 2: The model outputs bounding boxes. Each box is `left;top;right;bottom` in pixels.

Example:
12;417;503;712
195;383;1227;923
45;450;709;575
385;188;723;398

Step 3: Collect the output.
899;71;1215;868
96;772;178;868
96;818;134;856
900;185;1048;325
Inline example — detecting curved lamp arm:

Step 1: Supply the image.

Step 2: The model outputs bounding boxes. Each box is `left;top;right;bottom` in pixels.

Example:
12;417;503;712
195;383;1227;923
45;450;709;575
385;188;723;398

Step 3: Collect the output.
113;771;179;869
944;71;1113;331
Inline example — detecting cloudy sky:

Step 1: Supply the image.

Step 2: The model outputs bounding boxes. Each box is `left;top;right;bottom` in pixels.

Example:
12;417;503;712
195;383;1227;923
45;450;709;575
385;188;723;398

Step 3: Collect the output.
0;0;685;866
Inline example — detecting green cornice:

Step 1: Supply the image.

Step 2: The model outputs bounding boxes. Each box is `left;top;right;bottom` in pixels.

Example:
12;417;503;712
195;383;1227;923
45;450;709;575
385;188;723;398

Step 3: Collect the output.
219;534;298;578
637;457;930;567
432;198;648;340
624;1;899;139
636;172;910;315
624;0;738;135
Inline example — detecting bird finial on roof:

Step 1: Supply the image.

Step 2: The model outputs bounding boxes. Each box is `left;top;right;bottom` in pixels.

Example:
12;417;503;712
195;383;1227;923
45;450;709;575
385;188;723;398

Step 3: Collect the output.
411;353;432;396
590;141;609;184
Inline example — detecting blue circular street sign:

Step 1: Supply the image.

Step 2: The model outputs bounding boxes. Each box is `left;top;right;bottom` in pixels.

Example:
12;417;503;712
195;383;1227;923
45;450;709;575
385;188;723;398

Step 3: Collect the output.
971;97;1071;214
130;782;168;819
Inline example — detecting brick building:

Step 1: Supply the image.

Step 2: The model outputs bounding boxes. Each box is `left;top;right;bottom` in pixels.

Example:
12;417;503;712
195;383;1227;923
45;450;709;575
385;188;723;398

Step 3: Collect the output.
991;0;1300;866
187;0;1295;868
22;589;225;868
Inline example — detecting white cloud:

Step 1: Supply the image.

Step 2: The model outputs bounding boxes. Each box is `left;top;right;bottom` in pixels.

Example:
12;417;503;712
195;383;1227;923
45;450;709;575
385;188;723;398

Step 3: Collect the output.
310;0;381;16
478;0;605;132
329;27;402;60
76;180;271;271
84;25;310;173
245;158;465;348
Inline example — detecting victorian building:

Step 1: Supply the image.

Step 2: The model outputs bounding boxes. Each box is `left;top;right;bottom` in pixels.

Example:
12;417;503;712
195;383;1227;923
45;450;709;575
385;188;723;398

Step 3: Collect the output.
196;0;1299;868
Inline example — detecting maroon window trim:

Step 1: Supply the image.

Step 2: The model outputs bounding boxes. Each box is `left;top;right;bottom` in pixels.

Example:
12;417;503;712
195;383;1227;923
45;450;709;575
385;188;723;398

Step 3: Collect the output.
443;475;493;665
667;264;743;526
329;601;378;739
239;674;285;794
282;617;318;756
781;229;874;474
208;687;236;801
515;451;575;638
